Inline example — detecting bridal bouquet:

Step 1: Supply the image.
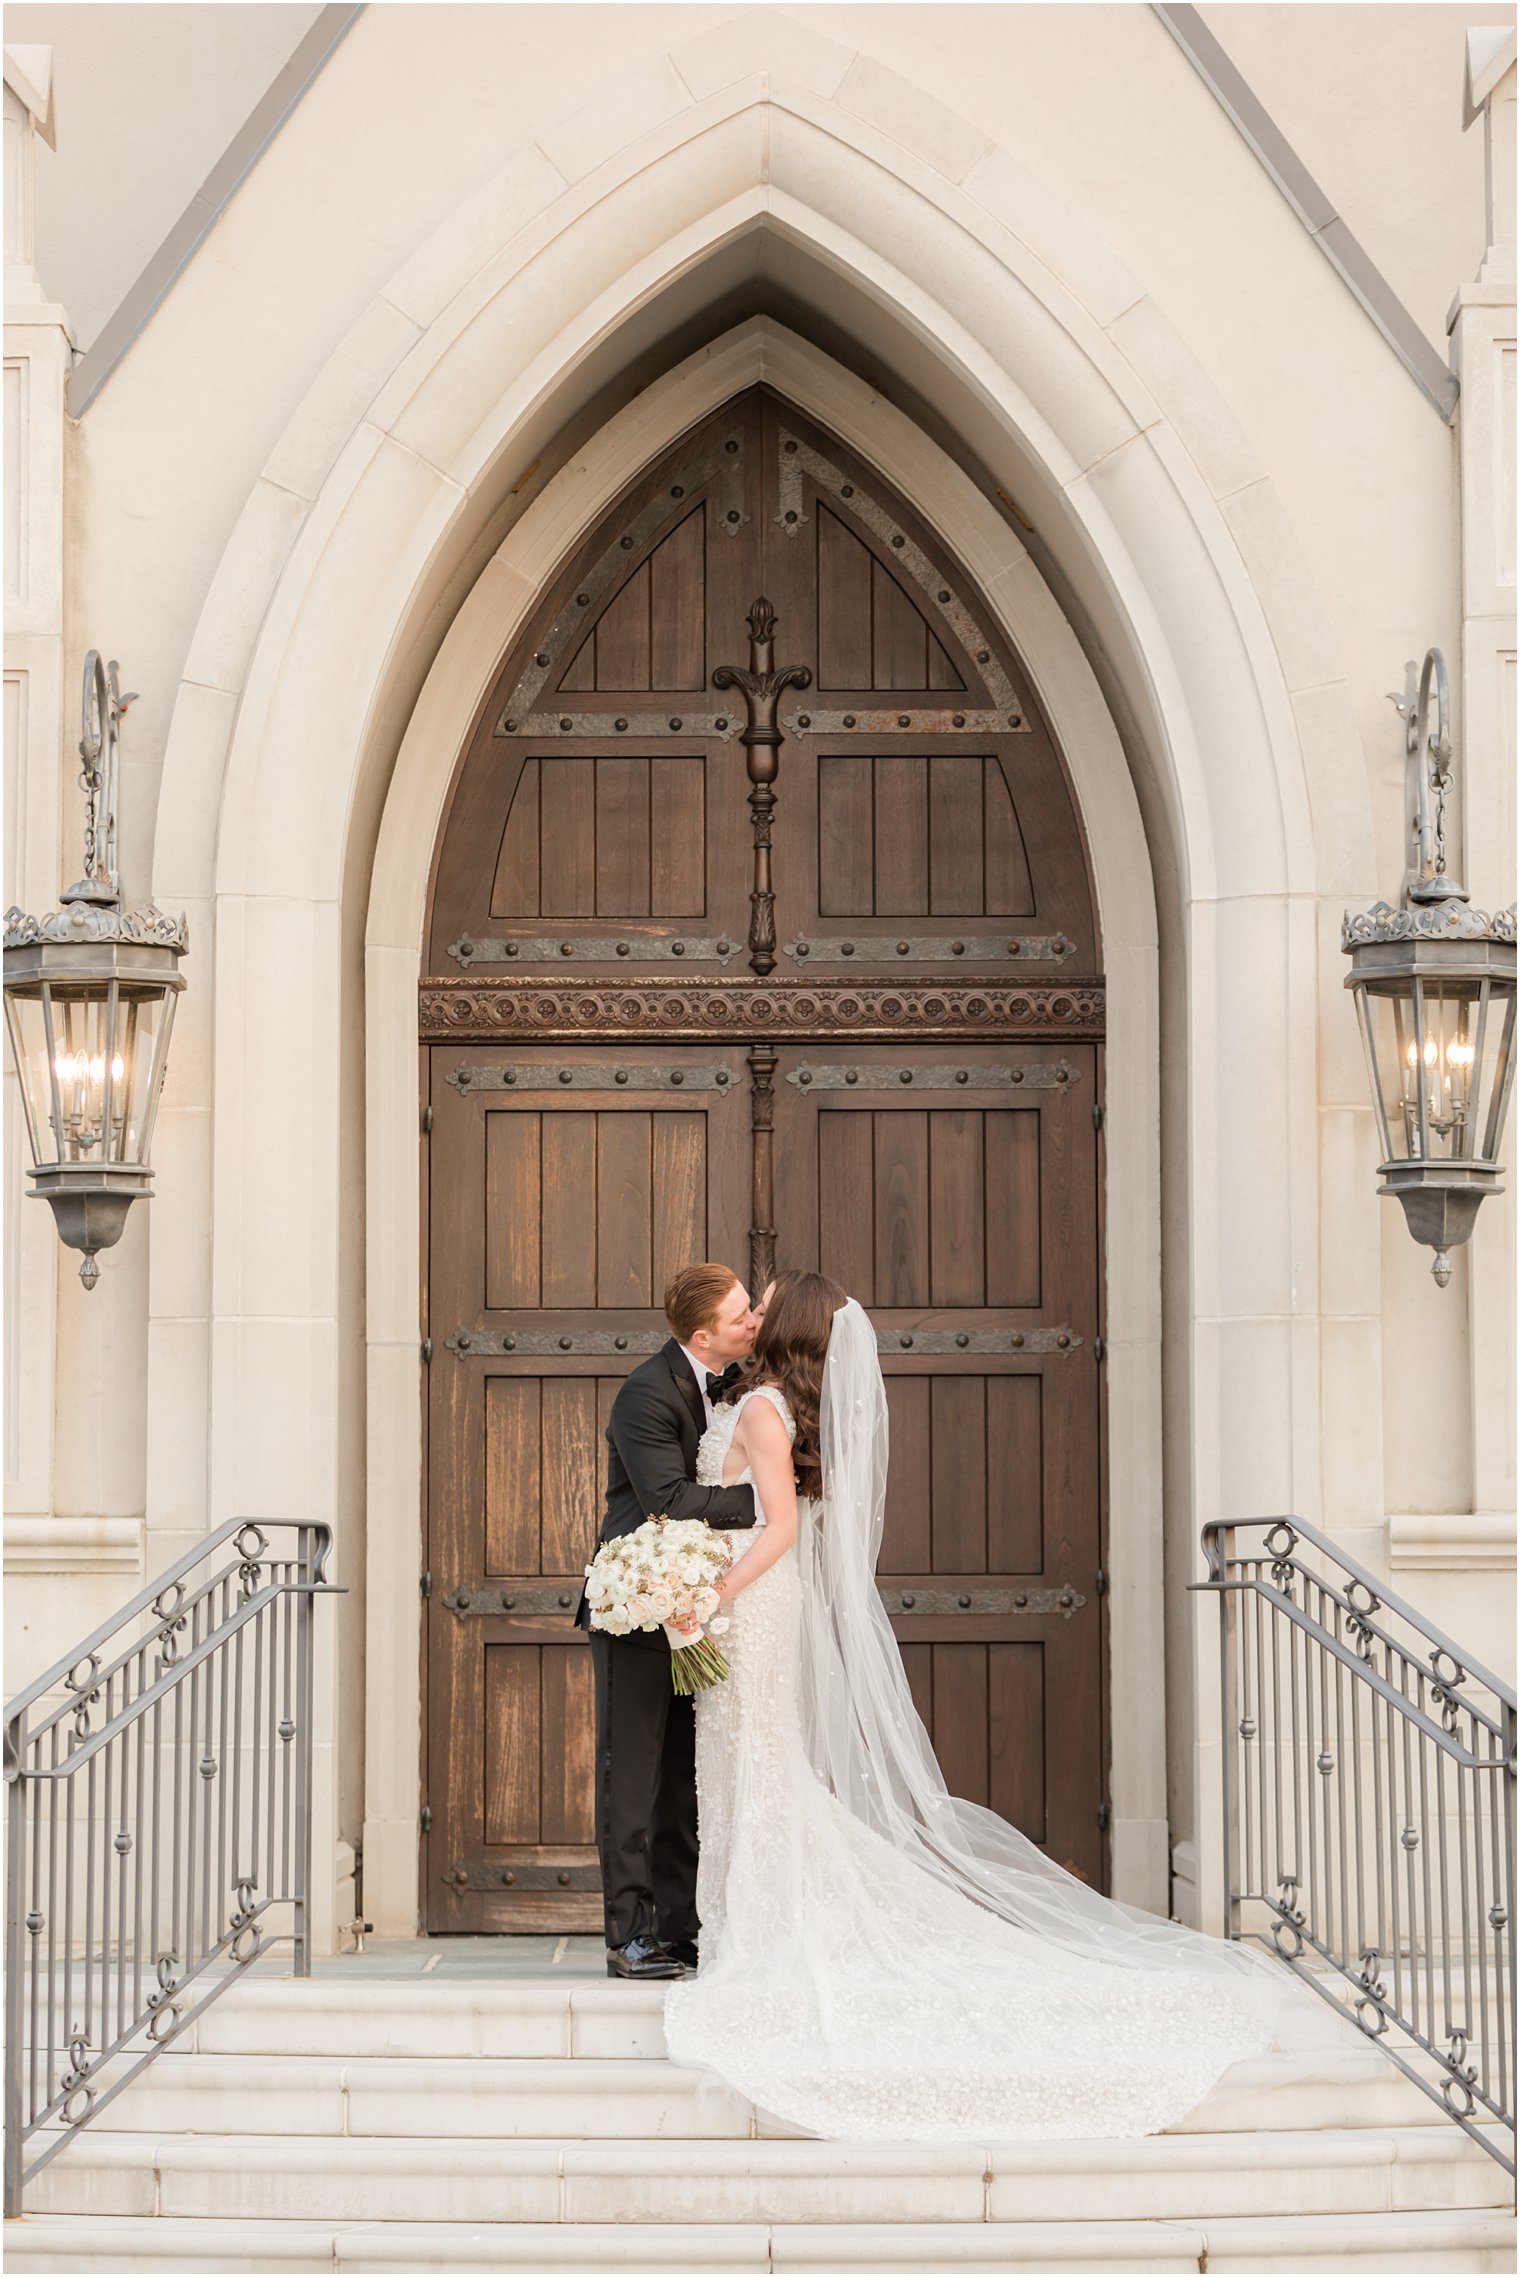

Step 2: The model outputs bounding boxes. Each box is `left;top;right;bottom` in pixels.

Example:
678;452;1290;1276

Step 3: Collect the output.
583;1516;734;1693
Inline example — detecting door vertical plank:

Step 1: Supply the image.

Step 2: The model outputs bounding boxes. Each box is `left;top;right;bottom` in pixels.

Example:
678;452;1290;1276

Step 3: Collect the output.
484;1648;541;1846
485;1377;541;1576
986;1109;1041;1308
541;1648;597;1846
930;1376;987;1573
873;757;929;914
874;1110;930;1306
594;566;652;689
817;507;873;687
987;1376;1044;1573
485;1112;541;1310
541;1377;600;1576
649;512;706;690
538;760;596;915
871;559;928;687
929;1110;986;1307
900;1641;934;1742
542;1113;598;1307
816;756;875;916
984;757;1034;915
989;1642;1046;1842
932;1644;989;1807
597;1113;654;1306
650;758;706;916
595;759;652;917
818;1110;875;1300
652;1113;707;1292
490;758;542;918
882;1376;931;1570
928;757;985;915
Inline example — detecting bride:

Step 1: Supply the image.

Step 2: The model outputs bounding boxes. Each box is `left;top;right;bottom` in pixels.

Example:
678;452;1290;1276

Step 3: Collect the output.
663;1268;1304;2142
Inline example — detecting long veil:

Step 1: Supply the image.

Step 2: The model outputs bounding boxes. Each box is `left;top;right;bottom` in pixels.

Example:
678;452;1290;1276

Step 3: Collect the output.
797;1297;1285;2022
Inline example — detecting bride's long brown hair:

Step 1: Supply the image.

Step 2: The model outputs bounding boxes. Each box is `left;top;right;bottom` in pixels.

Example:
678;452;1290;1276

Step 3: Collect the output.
750;1269;848;1497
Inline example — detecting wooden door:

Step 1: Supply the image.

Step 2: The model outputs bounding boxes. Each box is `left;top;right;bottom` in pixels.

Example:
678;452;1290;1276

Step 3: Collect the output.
421;388;1107;1929
425;1045;750;1928
773;1044;1103;1882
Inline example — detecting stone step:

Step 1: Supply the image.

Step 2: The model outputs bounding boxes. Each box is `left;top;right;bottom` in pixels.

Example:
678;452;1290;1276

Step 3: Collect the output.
57;2052;756;2139
39;2032;1457;2142
23;2124;1512;2228
4;2208;1515;2273
91;1973;1458;2130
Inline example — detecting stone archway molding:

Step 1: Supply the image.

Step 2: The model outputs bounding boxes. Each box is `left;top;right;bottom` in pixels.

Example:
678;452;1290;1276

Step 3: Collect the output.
146;38;1377;1948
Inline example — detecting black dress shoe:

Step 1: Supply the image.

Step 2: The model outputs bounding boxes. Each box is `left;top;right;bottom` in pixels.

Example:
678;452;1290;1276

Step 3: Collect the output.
606;1934;685;1979
658;1939;699;1968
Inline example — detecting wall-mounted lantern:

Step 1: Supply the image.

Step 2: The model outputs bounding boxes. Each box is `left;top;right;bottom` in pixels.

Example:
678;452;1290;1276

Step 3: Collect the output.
1342;649;1516;1286
3;653;187;1288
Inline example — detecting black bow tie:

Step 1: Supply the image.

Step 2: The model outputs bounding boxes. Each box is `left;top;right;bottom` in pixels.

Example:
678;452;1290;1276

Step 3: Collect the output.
705;1363;742;1402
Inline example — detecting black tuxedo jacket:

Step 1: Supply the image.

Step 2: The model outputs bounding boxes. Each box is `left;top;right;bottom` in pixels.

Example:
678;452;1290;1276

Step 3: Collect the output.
573;1339;758;1648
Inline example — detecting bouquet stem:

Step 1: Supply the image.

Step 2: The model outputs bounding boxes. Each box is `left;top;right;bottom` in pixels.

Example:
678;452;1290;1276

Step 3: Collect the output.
669;1635;731;1694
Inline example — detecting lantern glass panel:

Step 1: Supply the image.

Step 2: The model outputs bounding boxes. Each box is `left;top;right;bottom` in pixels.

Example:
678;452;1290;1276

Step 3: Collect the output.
4;977;173;1171
3;986;55;1167
48;981;172;1168
1362;975;1502;1166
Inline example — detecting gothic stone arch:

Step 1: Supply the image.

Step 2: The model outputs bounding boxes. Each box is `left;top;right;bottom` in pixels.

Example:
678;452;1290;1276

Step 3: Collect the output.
148;71;1369;1945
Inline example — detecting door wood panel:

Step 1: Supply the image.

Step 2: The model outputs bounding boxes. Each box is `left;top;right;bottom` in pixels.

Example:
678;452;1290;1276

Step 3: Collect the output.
422;386;1108;1930
424;1047;749;1930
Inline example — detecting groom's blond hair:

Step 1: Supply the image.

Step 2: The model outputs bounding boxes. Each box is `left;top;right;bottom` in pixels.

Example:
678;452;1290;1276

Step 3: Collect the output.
665;1263;741;1344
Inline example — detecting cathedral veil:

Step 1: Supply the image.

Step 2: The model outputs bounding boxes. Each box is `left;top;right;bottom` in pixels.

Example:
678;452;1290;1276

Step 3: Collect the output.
797;1297;1287;2027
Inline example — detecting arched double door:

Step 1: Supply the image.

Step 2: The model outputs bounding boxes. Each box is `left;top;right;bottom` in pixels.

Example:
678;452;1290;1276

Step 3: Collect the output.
420;388;1107;1931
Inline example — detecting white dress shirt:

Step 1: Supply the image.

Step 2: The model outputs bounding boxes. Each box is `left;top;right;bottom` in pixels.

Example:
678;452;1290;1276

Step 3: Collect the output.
679;1342;719;1428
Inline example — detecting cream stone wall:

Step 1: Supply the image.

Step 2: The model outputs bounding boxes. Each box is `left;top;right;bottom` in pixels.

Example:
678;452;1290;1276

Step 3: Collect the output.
4;4;1514;1952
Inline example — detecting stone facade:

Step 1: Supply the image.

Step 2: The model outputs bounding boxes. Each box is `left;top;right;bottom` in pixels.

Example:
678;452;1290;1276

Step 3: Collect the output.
3;5;1515;1955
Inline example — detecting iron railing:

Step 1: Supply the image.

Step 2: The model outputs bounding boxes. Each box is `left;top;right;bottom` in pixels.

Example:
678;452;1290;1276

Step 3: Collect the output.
4;1517;340;2214
1195;1514;1515;2175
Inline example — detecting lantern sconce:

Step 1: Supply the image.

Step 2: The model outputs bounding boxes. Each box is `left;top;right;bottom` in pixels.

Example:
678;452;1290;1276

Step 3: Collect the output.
1341;649;1516;1286
3;653;187;1289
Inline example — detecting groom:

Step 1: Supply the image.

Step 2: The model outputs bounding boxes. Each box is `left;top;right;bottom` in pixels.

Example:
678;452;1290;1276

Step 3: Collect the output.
574;1263;760;1979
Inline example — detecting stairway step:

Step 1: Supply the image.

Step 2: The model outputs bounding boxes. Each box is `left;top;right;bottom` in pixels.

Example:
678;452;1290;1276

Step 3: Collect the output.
192;1978;670;2060
61;2053;756;2138
24;2125;1511;2228
4;2209;1514;2273
48;2034;1454;2143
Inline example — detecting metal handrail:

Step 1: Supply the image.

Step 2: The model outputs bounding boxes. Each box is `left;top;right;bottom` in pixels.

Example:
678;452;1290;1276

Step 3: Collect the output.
1194;1514;1516;2176
4;1516;343;2214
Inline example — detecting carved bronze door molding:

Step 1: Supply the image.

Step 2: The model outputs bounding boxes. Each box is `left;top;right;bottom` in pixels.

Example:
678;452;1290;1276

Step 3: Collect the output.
421;387;1108;1929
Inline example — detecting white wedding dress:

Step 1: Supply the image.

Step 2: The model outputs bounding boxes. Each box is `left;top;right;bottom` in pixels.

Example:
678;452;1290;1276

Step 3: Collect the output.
663;1332;1303;2144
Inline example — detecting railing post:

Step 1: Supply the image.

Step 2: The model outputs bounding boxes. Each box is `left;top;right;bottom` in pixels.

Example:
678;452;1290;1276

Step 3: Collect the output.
294;1529;314;1978
5;1712;28;2218
1216;1528;1240;1944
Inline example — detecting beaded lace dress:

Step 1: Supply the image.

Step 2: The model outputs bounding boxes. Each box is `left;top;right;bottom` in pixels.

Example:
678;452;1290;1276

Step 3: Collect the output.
663;1378;1290;2143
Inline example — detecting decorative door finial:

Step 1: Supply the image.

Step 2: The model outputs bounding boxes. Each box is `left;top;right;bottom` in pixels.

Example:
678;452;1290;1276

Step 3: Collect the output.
712;599;811;976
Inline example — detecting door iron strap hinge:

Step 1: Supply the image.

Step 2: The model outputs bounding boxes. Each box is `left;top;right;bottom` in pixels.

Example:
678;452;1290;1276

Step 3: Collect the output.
1093;1102;1104;1130
886;1584;1085;1619
1093;1335;1104;1362
1098;1801;1111;1833
422;1103;433;1134
421;1337;432;1365
790;1060;1079;1093
420;1570;432;1598
420;1805;432;1834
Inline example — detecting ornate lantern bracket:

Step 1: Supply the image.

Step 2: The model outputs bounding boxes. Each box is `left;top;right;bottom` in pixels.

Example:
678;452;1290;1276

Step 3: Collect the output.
1345;650;1516;1285
3;655;185;1289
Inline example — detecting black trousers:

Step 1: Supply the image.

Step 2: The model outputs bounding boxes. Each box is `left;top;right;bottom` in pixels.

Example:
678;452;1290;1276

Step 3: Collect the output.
589;1631;700;1950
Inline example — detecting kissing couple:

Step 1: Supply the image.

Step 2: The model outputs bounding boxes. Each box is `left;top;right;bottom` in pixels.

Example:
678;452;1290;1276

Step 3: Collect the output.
577;1262;1302;2142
